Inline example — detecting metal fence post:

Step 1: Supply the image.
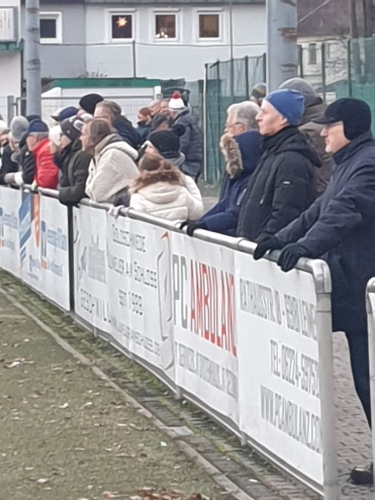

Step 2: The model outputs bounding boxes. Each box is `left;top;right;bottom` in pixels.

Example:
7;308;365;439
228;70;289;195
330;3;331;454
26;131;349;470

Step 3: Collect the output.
348;39;353;97
132;41;137;78
6;96;15;124
321;43;327;104
262;52;267;85
245;56;250;98
298;44;304;79
203;63;208;181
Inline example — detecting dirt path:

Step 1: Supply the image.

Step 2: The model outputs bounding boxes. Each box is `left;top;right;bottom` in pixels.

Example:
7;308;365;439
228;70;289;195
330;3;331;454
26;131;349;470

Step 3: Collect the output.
0;293;227;500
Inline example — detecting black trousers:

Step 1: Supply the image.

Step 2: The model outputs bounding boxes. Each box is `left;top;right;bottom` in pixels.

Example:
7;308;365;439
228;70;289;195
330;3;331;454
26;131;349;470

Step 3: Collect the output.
345;328;372;427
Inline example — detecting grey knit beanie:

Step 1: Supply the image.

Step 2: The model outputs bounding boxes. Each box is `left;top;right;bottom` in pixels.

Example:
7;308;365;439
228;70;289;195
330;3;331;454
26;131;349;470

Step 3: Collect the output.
279;78;321;107
10;116;29;143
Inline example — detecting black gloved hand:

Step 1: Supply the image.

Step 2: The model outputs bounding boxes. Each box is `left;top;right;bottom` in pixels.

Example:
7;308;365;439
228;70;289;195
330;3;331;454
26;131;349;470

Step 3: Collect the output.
179;220;189;231
253;235;283;261
187;221;208;237
277;243;310;272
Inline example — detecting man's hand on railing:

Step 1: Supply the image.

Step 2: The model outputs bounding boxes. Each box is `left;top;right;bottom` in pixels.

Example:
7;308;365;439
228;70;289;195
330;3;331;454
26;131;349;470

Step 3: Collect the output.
253;235;283;260
179;220;207;236
277;243;311;272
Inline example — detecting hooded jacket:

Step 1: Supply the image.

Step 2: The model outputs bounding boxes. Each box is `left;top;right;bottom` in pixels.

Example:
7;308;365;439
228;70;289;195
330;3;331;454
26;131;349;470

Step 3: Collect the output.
130;170;203;222
237;127;320;241
57;138;91;206
199;130;262;236
113;115;140;149
33;138;59;189
85;134;139;204
172;109;203;176
299;100;333;195
276;132;375;333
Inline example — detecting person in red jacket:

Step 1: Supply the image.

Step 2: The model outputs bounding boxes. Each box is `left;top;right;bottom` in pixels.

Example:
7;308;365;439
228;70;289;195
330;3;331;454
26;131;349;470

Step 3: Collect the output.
26;119;59;189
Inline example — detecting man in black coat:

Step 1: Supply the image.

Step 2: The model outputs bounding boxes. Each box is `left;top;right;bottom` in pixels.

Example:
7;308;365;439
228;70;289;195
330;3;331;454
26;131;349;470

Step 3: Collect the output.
169;92;203;181
55;116;91;206
254;98;375;484
236;89;320;241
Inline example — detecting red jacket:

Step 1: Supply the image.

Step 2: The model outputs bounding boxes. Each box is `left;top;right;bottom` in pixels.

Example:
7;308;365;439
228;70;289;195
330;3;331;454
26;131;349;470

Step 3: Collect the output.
33;138;59;189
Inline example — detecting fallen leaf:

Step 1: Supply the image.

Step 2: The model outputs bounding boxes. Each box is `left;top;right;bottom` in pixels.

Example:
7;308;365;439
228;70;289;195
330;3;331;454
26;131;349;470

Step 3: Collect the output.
36;478;49;485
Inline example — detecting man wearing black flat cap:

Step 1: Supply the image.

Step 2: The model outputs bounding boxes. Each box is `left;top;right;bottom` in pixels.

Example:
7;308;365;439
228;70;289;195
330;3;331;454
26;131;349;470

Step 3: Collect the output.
254;97;375;484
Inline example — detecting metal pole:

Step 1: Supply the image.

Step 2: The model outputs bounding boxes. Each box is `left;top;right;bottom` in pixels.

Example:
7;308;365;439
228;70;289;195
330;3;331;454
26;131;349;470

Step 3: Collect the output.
321;43;327;104
25;0;41;116
245;56;249;98
267;0;298;91
132;40;137;78
348;39;353;97
229;0;234;98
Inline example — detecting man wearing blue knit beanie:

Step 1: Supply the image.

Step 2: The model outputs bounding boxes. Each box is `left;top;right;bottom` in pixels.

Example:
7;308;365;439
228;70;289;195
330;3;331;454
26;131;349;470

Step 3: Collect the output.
237;89;321;241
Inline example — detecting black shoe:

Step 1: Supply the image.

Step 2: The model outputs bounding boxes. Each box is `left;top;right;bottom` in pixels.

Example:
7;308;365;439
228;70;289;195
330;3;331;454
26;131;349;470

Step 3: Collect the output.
350;463;373;485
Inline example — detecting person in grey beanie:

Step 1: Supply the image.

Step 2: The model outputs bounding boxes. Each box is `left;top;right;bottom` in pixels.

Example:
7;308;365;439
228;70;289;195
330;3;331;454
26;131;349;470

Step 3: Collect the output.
54;116;91;206
10;116;29;145
0;116;29;185
279;77;333;195
237;89;320;241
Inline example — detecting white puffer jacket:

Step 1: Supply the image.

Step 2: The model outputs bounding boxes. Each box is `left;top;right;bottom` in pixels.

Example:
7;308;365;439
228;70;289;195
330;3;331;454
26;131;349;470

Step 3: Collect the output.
130;174;203;222
85;134;139;204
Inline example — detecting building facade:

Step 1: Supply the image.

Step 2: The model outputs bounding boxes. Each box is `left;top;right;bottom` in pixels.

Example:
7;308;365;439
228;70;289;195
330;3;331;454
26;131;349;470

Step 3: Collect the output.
22;0;266;81
0;2;22;121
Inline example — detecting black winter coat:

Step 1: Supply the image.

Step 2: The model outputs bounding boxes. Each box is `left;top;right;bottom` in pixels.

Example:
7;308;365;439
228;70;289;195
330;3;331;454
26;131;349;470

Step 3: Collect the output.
114;115;140;149
18;137;35;185
276;132;375;333
57;139;91;206
236;127;320;241
172;110;203;169
0;143;18;184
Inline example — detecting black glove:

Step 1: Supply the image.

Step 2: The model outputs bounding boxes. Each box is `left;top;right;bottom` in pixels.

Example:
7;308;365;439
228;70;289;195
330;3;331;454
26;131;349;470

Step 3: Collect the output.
186;221;208;237
277;243;311;272
253;235;283;261
179;220;189;231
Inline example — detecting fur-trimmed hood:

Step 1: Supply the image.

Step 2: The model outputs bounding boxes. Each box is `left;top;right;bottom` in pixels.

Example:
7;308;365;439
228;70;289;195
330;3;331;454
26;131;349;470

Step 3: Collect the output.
220;131;261;179
131;167;184;194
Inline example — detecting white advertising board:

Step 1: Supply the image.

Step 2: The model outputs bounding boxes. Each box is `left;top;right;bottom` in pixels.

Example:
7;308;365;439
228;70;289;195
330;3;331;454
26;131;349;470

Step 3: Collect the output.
107;215;175;383
0;187;21;278
235;251;322;487
172;233;239;426
0;188;70;310
73;205;110;332
20;194;70;310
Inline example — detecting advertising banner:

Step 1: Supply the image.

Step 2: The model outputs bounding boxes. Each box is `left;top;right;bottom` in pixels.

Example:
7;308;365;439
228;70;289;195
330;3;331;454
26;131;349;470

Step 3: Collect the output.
172;232;239;426
0;187;69;309
107;215;175;383
235;252;322;487
73;205;110;332
0;187;22;278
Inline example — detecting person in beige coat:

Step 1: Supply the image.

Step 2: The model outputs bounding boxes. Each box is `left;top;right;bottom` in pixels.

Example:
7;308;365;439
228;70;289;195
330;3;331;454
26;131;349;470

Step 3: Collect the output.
82;119;139;204
129;153;203;222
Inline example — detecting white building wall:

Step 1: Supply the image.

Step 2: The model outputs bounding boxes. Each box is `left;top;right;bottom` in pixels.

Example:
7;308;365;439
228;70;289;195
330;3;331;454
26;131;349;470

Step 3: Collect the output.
85;4;266;81
0;0;21;123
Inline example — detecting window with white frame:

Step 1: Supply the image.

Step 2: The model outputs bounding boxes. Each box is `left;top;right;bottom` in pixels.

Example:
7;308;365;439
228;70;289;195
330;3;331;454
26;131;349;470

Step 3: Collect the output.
199;13;220;39
111;13;133;40
155;14;176;39
40;12;62;44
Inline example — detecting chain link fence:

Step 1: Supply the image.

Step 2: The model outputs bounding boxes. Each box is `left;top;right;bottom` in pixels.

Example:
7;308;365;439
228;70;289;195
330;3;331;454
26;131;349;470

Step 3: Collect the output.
204;55;265;186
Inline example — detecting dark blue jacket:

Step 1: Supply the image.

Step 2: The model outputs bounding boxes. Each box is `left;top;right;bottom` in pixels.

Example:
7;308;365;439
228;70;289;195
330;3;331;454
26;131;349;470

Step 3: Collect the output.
114;115;140;149
200;131;261;236
276;132;375;332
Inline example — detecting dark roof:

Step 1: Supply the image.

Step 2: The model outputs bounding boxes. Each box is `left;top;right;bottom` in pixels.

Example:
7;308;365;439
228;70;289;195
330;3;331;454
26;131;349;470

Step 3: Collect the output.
298;0;350;38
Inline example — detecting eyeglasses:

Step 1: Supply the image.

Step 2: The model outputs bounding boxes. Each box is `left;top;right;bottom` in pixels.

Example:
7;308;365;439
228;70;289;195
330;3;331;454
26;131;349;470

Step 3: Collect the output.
226;122;244;129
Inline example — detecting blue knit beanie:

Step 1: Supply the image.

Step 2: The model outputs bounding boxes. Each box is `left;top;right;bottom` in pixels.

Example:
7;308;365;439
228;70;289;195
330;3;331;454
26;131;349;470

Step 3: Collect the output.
265;89;305;126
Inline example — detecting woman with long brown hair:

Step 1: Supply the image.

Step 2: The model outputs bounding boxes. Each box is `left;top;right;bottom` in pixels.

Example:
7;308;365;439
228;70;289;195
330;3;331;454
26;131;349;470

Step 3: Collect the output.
129;153;203;222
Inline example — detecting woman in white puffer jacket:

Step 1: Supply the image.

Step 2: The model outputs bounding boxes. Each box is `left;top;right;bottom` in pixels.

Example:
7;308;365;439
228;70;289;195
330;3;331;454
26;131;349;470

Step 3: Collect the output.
129;153;203;222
